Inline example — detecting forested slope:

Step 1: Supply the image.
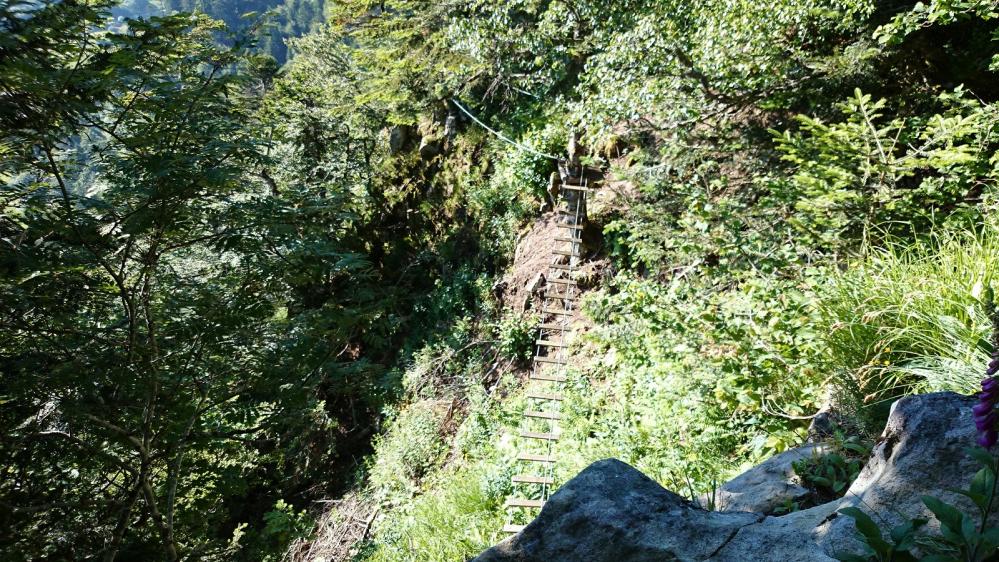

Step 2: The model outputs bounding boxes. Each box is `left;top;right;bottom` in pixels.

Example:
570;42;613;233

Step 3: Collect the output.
112;0;326;62
2;1;999;561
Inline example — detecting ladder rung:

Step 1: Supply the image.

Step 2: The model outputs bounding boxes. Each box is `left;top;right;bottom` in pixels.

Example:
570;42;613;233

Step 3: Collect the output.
536;339;566;347
521;430;560;441
502;524;526;533
530;372;567;382
517;452;557;462
538;323;571;331
524;410;561;420
548;264;576;271
556;223;584;230
555;236;583;243
547;277;577;285
506;498;545;508
544;293;576;301
526;391;563;401
561;184;594;192
512;475;555;485
541;307;572;315
553;249;579;257
533;357;566;365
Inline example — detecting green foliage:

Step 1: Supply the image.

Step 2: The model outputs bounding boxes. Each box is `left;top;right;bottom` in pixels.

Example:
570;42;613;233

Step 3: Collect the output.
572;0;873;142
793;433;870;500
0;1;534;559
875;0;999;46
493;311;538;365
1;8;299;559
837;507;926;562
259;500;315;558
362;467;506;562
841;448;999;562
0;0;118;136
471;125;565;259
5;0;999;560
571;274;821;486
155;0;328;63
774;88;997;252
819;224;999;424
367;402;449;499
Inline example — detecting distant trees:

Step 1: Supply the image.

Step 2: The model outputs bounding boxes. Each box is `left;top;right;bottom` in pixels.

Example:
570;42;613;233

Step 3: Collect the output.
110;0;327;63
158;0;327;63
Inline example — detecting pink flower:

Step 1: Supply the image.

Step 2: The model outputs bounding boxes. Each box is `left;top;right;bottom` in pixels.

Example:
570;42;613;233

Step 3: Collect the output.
974;351;999;448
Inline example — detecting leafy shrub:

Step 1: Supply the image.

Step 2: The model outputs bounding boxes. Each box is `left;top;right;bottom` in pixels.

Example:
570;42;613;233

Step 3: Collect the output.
468;125;565;260
793;432;870;503
367;401;449;500
493;310;538;366
570;273;823;492
840;448;999;562
819;224;999;425
360;467;506;562
774;88;995;253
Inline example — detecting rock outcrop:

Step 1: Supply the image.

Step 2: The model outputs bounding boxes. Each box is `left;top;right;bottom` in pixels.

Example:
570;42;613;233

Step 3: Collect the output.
475;459;765;562
711;443;827;514
473;392;979;562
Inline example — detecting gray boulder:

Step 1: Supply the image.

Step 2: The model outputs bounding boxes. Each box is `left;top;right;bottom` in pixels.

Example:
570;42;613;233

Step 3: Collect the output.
711;443;827;514
474;392;982;562
814;391;981;555
474;459;763;562
388;125;410;154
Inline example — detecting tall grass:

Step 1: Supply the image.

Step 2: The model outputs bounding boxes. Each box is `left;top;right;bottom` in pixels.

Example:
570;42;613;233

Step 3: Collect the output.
361;467;506;562
820;224;999;425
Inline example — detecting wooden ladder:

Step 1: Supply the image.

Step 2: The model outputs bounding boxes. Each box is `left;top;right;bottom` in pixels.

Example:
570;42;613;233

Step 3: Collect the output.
501;164;597;535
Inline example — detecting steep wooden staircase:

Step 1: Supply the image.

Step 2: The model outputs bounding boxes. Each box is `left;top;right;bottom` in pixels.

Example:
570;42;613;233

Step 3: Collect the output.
501;162;600;534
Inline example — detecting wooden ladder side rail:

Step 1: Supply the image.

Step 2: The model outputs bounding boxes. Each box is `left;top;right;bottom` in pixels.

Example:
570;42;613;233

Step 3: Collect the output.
504;164;600;534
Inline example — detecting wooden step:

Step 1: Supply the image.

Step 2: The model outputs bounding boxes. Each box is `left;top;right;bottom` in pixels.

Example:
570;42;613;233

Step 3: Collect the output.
544;293;576;301
512;475;555;485
561;184;594;193
524;410;562;420
546;276;578;284
510;474;555;486
517;452;557;463
533;356;566;365
506;498;545;508
556;223;584;231
536;339;566;347
540;307;572;315
530;372;567;382
538;323;571;331
555;236;583;243
553;249;580;257
526;391;564;401
521;430;560;441
502;524;526;534
544;285;575;294
548;264;576;271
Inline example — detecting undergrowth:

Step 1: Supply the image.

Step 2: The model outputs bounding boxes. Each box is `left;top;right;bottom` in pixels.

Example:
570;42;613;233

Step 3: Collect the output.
821;218;999;427
290;2;999;560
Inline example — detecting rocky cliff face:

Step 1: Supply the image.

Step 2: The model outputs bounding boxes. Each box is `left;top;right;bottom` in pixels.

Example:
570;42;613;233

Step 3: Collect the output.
473;392;979;562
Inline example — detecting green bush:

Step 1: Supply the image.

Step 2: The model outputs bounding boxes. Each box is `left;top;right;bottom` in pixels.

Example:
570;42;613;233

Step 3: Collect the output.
493;310;538;366
792;432;870;504
819;223;999;425
360;467;506;562
774;88;995;253
367;401;449;500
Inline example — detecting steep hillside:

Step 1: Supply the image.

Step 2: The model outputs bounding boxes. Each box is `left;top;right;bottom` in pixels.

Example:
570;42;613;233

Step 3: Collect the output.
3;1;999;561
